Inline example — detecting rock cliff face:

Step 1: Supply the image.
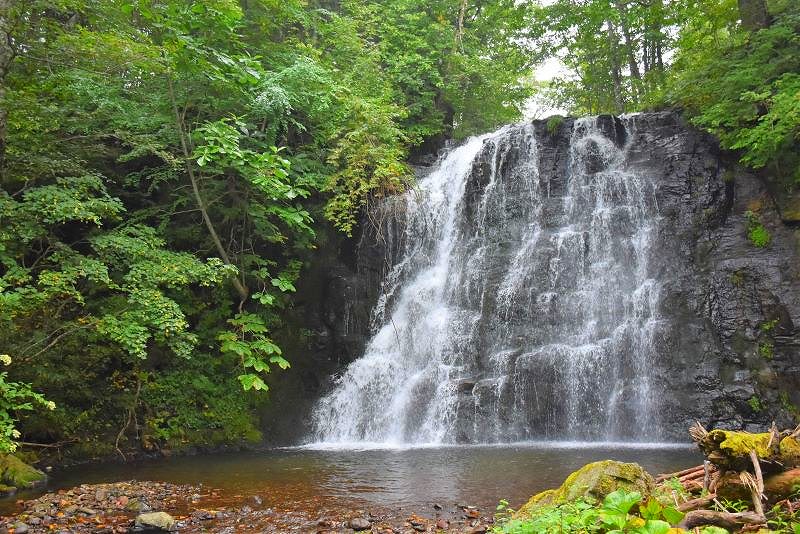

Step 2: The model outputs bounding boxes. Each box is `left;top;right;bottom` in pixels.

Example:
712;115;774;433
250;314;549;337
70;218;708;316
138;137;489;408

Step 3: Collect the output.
265;111;800;443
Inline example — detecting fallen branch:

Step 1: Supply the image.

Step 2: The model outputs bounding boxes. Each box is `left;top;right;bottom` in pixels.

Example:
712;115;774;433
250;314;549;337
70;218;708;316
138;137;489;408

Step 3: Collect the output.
656;464;704;482
678;510;765;530
717;466;800;502
677;493;717;512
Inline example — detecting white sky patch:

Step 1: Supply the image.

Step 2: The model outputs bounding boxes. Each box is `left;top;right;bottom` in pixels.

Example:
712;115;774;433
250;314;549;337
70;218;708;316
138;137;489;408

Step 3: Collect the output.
523;56;570;119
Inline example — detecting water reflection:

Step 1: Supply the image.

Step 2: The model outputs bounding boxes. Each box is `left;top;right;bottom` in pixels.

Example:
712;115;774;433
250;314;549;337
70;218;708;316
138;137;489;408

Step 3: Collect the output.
17;444;701;515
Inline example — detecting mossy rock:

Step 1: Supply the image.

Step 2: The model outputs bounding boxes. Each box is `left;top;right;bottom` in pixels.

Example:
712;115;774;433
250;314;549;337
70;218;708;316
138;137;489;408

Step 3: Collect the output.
779;436;800;466
0;454;46;489
515;460;654;517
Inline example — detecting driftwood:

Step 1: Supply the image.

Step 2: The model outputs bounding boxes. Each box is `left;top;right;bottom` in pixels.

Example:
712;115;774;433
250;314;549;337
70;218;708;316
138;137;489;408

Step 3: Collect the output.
676;493;717;512
691;422;800;472
649;424;800;533
677;510;766;530
717;467;800;502
655;464;705;483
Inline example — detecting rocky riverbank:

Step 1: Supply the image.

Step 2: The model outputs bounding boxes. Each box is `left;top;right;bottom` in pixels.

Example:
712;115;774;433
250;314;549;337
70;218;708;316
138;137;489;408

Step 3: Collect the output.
0;480;497;533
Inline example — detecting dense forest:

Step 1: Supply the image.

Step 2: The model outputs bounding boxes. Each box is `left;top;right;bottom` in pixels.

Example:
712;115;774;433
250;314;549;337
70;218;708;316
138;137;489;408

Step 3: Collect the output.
0;0;798;465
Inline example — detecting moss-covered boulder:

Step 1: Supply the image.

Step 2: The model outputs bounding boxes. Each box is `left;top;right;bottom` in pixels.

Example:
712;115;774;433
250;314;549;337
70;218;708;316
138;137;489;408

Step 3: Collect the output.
0;454;46;489
515;460;654;517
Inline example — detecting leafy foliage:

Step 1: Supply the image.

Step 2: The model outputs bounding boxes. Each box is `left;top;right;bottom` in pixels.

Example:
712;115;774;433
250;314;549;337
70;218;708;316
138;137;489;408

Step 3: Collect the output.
0;355;54;453
667;0;800;185
0;0;534;456
493;489;684;534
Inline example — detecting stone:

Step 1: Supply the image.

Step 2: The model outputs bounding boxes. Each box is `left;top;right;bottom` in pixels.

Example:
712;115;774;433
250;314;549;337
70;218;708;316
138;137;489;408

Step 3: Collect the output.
133;511;176;532
12;522;29;533
125;499;152;513
435;518;448;529
349;517;371;531
0;455;46;489
516;460;654;518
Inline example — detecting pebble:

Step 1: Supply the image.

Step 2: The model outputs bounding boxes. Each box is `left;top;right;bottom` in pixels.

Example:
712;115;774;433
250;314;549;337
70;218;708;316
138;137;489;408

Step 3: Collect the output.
349;517;371;530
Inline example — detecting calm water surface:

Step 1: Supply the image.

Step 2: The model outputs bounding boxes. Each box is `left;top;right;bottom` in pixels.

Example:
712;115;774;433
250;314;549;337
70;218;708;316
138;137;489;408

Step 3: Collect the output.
5;443;701;517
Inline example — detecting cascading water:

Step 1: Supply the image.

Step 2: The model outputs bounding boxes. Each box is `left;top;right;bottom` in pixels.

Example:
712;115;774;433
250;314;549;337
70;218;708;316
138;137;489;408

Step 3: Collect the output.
311;116;667;445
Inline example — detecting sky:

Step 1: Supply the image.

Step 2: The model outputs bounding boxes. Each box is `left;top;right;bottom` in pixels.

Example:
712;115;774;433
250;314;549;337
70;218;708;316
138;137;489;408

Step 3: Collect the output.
523;57;570;119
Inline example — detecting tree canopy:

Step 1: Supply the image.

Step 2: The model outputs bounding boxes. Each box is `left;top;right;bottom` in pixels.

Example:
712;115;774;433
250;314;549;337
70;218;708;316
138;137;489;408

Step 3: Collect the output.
0;0;535;455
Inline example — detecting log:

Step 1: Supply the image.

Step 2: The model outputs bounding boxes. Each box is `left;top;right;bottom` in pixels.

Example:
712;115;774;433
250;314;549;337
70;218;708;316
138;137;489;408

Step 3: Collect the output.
678;470;705;482
682;480;703;492
678;510;765;530
717;467;800;502
655;464;704;482
677;493;717;512
693;428;800;471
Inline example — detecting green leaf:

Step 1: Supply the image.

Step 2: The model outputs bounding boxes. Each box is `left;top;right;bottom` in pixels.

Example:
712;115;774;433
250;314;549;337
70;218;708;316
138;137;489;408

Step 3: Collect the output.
271;278;296;292
640;498;663;520
602;489;642;516
635;520;671;534
269;355;290;370
662;506;685;525
238;374;268;392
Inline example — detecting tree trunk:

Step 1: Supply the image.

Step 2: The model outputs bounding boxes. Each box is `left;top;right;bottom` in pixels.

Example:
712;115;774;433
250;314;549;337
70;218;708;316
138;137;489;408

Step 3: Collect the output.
738;0;771;31
613;0;641;102
454;0;467;52
606;21;624;113
0;0;15;176
167;77;249;307
718;467;800;503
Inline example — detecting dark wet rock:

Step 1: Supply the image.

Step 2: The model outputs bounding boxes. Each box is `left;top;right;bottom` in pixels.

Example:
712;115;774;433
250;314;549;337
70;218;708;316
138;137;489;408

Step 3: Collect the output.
349;517;371;530
305;111;800;441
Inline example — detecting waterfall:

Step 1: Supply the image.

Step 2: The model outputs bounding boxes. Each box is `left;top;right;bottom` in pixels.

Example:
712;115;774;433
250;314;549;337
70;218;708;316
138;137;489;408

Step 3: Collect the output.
311;116;666;445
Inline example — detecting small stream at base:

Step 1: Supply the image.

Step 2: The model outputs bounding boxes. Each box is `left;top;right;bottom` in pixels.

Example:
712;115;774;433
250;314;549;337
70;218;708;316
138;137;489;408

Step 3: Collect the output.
2;445;701;519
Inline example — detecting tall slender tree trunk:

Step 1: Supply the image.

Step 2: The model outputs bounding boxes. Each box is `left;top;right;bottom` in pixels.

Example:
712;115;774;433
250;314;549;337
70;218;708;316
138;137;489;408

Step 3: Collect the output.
0;0;15;177
454;0;467;52
167;77;250;308
738;0;771;31
606;21;624;113
614;0;641;103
